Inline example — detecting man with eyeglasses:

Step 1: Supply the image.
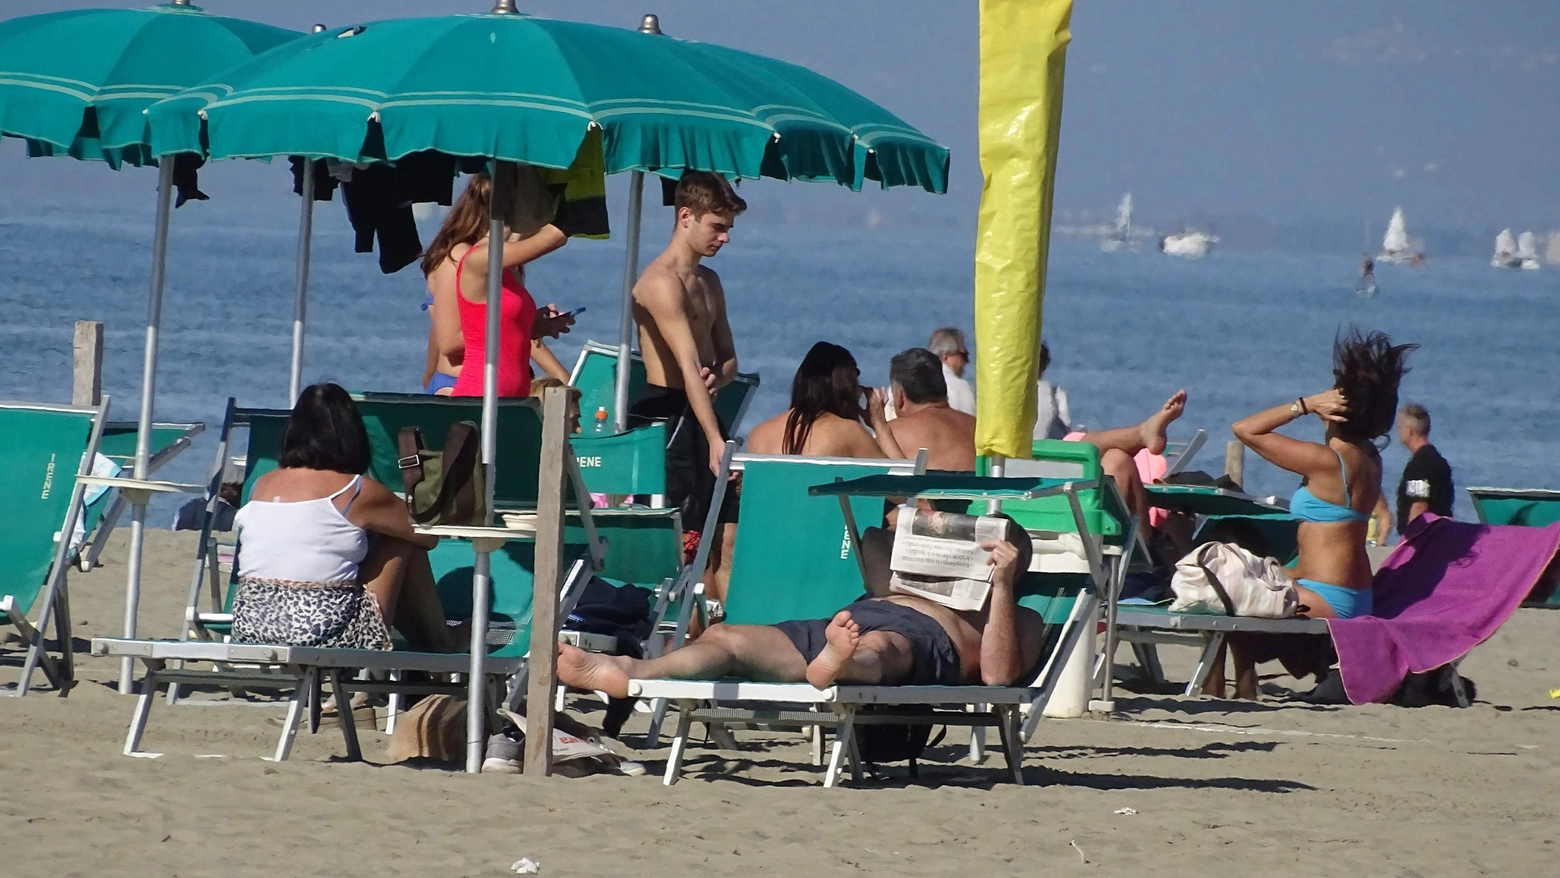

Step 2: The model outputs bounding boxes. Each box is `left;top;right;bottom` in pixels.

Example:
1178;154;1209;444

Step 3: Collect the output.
927;327;976;416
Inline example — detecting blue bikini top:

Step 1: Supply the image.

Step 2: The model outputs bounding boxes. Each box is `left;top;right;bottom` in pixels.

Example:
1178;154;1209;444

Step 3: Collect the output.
1291;449;1370;523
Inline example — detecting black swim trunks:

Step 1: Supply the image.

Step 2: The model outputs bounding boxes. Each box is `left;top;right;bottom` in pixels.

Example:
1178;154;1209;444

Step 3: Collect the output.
774;599;963;686
628;384;740;533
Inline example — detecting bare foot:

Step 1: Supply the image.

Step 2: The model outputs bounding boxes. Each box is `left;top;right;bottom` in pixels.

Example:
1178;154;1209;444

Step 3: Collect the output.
1139;390;1187;455
556;643;633;699
805;610;861;689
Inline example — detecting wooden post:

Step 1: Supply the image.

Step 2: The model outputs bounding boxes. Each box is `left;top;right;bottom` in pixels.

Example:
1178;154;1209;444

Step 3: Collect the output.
524;386;569;776
1224;440;1244;488
72;320;104;406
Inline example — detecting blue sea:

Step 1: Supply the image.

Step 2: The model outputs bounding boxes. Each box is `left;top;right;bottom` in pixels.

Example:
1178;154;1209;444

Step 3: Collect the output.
4;192;1558;521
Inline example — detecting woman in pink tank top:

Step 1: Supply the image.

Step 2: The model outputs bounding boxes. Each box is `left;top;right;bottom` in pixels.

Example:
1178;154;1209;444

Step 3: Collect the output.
420;174;576;397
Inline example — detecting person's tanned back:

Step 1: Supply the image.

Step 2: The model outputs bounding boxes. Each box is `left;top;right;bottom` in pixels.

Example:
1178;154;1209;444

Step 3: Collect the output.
884;347;976;471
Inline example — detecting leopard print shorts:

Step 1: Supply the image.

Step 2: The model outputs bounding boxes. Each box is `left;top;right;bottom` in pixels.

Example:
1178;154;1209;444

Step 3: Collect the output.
230;578;392;650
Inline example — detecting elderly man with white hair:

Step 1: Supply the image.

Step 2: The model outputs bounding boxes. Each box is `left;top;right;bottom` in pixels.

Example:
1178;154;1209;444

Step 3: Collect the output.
927;327;976;416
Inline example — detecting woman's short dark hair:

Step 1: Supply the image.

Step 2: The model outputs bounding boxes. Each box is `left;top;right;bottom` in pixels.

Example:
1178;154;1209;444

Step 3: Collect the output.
1332;327;1417;444
279;383;371;474
783;342;865;455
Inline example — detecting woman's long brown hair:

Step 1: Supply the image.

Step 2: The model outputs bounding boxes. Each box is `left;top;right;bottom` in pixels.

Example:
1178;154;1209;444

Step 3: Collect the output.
420;174;492;277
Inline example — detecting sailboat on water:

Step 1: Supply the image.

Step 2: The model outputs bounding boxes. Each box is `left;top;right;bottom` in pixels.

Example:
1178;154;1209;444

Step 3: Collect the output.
1378;207;1424;265
1492;229;1521;269
1100;193;1135;252
1517;231;1541;271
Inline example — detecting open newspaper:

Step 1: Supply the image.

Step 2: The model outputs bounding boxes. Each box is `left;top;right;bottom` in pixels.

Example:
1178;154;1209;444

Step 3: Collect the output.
888;505;1008;612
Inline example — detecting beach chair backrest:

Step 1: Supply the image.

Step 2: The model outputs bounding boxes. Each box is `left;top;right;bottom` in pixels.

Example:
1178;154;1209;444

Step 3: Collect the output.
1467;487;1560;528
352;392;545;506
976;440;1123;541
722;455;918;626
569;340;762;433
1013;571;1092;686
0;402;98;620
429;537;595;658
564;507;683;589
569;423;668;497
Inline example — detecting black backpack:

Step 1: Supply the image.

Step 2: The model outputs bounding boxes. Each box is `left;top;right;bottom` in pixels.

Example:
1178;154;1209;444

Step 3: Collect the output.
853;707;945;778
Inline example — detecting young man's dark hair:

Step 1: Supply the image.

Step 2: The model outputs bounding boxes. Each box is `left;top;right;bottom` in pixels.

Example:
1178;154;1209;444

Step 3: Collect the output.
889;347;948;405
673;171;748;220
278;383;371;475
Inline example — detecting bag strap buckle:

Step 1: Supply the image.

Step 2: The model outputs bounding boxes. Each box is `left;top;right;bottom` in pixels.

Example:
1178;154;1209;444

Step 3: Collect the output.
397;454;421;470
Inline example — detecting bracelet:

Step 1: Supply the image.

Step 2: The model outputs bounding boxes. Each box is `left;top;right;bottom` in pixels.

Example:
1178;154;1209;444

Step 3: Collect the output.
1297;397;1308;416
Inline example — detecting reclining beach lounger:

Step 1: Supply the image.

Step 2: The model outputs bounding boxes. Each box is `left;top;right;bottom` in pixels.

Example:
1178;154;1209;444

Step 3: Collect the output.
93;393;609;767
1109;483;1313;694
0;398;110;696
1468;487;1560;608
633;450;928;748
630;473;1104;786
569;339;762;434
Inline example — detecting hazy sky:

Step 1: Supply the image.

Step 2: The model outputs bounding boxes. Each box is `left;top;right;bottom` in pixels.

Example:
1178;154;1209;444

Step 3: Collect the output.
7;0;1559;231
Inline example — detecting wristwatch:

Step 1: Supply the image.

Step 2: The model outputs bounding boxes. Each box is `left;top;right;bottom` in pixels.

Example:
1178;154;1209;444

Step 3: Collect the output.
1290;400;1303;416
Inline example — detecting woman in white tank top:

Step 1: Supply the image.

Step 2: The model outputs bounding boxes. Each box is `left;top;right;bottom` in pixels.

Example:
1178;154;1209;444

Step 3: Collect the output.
230;384;463;652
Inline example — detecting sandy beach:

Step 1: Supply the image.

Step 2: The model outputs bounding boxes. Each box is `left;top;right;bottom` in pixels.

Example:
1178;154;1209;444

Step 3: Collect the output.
2;528;1556;877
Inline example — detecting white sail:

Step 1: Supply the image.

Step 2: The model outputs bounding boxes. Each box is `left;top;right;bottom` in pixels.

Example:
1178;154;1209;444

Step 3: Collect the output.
1492;229;1521;268
1382;208;1409;254
1100;192;1136;251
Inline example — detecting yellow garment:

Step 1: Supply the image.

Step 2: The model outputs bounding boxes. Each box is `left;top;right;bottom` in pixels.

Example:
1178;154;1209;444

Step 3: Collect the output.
539;128;610;240
973;0;1072;460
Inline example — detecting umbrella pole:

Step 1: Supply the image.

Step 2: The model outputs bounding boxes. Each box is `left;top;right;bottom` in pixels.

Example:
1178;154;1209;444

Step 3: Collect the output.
610;170;646;433
120;161;176;694
466;161;509;773
288;159;315;404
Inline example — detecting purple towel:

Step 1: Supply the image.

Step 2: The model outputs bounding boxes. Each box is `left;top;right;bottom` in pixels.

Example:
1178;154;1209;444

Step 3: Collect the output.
1327;514;1560;705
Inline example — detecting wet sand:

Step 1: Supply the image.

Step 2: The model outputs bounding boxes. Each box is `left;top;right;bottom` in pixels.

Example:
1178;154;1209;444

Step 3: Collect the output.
2;529;1556;876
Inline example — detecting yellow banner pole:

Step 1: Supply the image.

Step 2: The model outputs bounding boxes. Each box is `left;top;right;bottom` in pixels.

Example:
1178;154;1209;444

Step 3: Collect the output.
973;0;1072;460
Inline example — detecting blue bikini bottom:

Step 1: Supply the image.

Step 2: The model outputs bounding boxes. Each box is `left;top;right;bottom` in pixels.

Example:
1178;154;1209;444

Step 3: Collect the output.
1297;579;1373;619
424;372;458;394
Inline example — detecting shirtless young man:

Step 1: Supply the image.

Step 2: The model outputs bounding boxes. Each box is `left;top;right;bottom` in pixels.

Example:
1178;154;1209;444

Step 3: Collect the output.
558;519;1044;694
629;172;747;592
883;347;976;472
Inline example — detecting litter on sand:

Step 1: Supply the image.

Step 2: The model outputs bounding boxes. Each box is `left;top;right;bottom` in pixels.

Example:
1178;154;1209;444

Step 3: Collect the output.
1114;807;1138;815
511;857;541;874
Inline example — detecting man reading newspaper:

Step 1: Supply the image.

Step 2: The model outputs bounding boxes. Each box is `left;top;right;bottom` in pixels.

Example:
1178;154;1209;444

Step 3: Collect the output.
557;513;1048;695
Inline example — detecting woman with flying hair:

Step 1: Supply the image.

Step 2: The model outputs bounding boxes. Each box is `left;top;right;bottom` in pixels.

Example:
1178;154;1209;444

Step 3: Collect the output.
1233;328;1417;619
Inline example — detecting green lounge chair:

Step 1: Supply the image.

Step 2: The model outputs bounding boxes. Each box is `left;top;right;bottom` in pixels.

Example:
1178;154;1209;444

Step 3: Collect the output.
631;472;1102;786
1114;484;1320;695
1;398;110;696
634;450;927;747
569;339;761;434
1468;487;1560;607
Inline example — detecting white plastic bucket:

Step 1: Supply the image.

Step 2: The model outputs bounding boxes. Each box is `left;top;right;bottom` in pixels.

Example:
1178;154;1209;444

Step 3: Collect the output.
1041;600;1097;718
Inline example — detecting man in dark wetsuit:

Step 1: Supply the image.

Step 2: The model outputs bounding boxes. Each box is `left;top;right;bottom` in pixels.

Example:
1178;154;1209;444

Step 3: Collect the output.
556;520;1050;697
628;172;746;599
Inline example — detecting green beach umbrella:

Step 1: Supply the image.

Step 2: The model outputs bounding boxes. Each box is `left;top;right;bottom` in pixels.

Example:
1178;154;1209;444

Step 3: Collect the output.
148;4;949;432
147;3;948;766
0;2;298;166
0;1;301;694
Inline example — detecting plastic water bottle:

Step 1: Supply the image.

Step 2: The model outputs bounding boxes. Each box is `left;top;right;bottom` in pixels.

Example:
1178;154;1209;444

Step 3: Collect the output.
593;406;608;434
